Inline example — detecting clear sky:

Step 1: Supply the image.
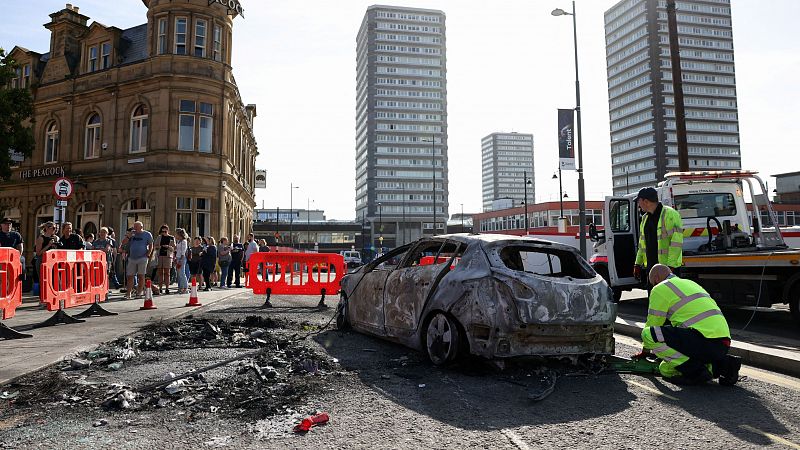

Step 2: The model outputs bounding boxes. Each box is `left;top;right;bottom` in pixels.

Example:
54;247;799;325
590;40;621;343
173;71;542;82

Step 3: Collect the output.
2;1;798;219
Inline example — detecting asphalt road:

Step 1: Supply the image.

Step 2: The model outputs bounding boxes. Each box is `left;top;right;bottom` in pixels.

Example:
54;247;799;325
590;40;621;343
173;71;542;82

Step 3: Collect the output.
2;292;799;449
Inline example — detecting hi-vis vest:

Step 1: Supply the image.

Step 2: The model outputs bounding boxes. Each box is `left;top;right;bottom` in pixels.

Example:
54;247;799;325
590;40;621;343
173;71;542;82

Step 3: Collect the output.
635;204;683;268
645;274;730;339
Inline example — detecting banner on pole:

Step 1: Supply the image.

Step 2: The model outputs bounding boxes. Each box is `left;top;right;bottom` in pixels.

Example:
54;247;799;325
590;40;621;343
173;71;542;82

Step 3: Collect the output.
557;109;576;171
255;169;267;189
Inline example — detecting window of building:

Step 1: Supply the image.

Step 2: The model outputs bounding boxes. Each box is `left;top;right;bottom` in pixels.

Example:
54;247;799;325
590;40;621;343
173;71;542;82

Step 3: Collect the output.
194;19;207;57
157;18;168;54
175;17;187;55
10;67;21;88
178;100;214;152
22;64;30;88
176;197;193;235
121;198;151;232
176;197;210;237
198;102;213;152
130;105;148;153
45;122;59;164
101;42;111;69
84;113;101;159
178;100;196;150
213;25;222;61
88;46;98;72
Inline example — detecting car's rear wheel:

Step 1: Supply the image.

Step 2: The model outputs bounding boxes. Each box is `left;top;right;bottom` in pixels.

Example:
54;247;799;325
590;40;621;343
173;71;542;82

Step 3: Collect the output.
425;312;461;366
336;294;351;330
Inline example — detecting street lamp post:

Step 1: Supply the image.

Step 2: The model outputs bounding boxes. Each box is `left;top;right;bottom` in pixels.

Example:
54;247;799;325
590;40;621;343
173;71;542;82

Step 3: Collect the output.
552;1;587;256
401;183;406;245
377;202;383;252
422;135;436;235
289;183;299;249
552;169;565;219
523;171;531;235
307;198;312;250
460;203;464;232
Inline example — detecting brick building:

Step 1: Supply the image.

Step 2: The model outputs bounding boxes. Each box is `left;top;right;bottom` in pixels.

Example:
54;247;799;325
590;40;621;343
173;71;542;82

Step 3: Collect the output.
1;0;257;261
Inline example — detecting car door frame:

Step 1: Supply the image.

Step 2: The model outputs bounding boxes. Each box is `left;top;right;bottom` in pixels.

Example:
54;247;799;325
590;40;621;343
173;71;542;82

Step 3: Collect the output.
383;238;462;339
605;196;639;287
347;243;412;336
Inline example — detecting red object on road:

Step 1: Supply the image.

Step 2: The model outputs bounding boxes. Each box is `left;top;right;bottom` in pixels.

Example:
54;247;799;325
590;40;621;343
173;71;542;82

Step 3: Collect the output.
185;276;202;307
293;412;330;433
139;279;157;310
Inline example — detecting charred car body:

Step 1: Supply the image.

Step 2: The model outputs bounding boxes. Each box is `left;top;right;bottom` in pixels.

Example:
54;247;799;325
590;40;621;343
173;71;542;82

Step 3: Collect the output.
337;234;617;365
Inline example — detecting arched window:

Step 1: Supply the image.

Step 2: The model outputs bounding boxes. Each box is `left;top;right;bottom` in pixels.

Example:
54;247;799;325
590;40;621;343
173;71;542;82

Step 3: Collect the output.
45;122;59;164
84;113;101;159
130;105;149;153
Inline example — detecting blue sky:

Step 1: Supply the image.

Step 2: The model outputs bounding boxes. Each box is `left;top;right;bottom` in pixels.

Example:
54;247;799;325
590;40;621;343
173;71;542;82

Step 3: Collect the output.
2;0;798;219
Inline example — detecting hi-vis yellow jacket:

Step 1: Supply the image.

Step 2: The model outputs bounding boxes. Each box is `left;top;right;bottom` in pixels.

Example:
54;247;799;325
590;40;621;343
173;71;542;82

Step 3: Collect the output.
635;205;684;268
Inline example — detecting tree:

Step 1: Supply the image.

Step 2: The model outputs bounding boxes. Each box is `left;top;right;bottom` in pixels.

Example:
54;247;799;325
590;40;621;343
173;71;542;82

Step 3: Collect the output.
0;48;35;182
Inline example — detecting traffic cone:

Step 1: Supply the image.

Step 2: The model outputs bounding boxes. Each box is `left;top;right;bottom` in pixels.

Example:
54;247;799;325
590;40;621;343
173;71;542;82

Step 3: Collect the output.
185;276;202;307
139;279;157;310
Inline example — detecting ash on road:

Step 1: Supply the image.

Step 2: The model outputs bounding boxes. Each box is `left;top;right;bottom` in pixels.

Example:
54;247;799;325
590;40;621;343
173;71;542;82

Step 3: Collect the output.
1;292;799;449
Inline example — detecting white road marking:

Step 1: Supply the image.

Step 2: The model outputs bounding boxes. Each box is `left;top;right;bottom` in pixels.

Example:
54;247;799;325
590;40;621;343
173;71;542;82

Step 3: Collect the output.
625;380;679;401
501;429;532;450
740;425;800;449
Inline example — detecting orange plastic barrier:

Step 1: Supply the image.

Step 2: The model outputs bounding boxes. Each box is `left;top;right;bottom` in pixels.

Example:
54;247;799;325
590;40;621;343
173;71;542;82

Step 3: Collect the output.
248;252;346;308
0;248;22;320
36;250;115;327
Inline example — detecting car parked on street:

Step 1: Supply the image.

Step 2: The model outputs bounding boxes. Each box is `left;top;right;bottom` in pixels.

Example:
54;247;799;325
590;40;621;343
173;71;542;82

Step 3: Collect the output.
337;234;617;365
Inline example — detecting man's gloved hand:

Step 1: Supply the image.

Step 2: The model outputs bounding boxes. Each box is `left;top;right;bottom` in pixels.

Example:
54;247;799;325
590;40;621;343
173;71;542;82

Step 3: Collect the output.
632;350;651;360
633;265;642;280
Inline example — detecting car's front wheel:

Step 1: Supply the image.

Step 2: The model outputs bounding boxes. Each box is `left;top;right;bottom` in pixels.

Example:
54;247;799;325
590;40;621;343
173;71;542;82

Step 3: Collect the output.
425;312;462;366
336;294;351;330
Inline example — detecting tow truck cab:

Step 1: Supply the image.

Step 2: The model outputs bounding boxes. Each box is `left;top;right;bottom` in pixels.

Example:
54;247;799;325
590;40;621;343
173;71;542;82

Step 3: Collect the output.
596;171;790;300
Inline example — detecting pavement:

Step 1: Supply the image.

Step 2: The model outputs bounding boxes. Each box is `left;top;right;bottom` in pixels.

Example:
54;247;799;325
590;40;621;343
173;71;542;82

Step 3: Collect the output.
0;285;251;386
614;290;800;378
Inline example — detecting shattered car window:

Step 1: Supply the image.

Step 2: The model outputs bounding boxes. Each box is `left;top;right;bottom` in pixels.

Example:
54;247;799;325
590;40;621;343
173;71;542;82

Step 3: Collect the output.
498;245;595;279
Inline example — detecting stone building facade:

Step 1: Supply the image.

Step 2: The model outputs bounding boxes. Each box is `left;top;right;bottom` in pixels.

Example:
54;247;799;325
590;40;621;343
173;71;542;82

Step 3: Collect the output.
2;0;257;260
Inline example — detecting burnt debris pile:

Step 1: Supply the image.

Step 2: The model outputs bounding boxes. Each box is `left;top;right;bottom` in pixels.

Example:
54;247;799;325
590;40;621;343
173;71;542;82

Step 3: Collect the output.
4;316;339;421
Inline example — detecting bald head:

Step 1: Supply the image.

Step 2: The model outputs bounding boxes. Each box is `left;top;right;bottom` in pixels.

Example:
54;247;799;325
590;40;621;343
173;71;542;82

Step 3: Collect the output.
648;264;673;285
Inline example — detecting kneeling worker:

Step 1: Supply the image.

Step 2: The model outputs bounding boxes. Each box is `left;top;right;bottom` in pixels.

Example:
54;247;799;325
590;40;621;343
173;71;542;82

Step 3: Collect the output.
636;264;741;385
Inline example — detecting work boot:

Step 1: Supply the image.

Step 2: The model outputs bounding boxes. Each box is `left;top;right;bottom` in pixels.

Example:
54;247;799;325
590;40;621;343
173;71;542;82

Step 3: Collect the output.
718;355;741;386
665;368;713;386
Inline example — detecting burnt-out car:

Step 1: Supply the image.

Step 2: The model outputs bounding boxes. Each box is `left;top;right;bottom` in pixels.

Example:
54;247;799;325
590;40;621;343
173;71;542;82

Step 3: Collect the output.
337;234;616;365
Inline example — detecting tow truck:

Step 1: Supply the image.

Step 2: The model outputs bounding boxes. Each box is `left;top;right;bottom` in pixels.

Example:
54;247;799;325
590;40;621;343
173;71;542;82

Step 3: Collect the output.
589;170;800;326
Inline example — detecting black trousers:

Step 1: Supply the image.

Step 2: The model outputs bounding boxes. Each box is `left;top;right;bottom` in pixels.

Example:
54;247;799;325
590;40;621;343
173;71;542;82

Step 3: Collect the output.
202;267;212;289
660;326;730;378
227;259;242;287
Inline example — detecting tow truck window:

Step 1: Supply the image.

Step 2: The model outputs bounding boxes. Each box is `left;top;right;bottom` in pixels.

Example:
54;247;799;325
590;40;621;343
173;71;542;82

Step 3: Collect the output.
610;200;630;232
674;193;737;218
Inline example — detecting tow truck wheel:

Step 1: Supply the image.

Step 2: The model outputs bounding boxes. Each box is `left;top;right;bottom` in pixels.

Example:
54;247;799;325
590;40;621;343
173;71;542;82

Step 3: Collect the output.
425;312;462;366
790;286;800;328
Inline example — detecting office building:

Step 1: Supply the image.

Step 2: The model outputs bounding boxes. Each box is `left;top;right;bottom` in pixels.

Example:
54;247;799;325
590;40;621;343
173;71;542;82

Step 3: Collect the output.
604;0;741;195
481;132;534;211
355;5;448;253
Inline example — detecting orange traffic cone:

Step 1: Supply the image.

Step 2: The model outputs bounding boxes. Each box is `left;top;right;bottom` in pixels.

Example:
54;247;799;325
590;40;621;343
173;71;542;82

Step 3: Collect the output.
139;279;157;310
185;276;202;307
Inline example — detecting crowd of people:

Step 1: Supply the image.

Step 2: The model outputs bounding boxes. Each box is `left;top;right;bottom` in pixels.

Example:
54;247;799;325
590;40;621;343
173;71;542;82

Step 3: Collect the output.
0;217;268;300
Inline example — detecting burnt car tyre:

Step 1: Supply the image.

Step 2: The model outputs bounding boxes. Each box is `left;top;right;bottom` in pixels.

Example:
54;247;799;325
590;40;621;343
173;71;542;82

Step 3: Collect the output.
336;294;351;330
425;312;462;366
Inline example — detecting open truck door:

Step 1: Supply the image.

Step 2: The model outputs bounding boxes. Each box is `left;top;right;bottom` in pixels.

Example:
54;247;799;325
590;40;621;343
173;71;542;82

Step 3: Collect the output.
605;197;639;287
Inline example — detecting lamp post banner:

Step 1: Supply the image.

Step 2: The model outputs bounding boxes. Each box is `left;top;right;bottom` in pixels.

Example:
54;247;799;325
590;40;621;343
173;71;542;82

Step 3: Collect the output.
557;108;576;171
